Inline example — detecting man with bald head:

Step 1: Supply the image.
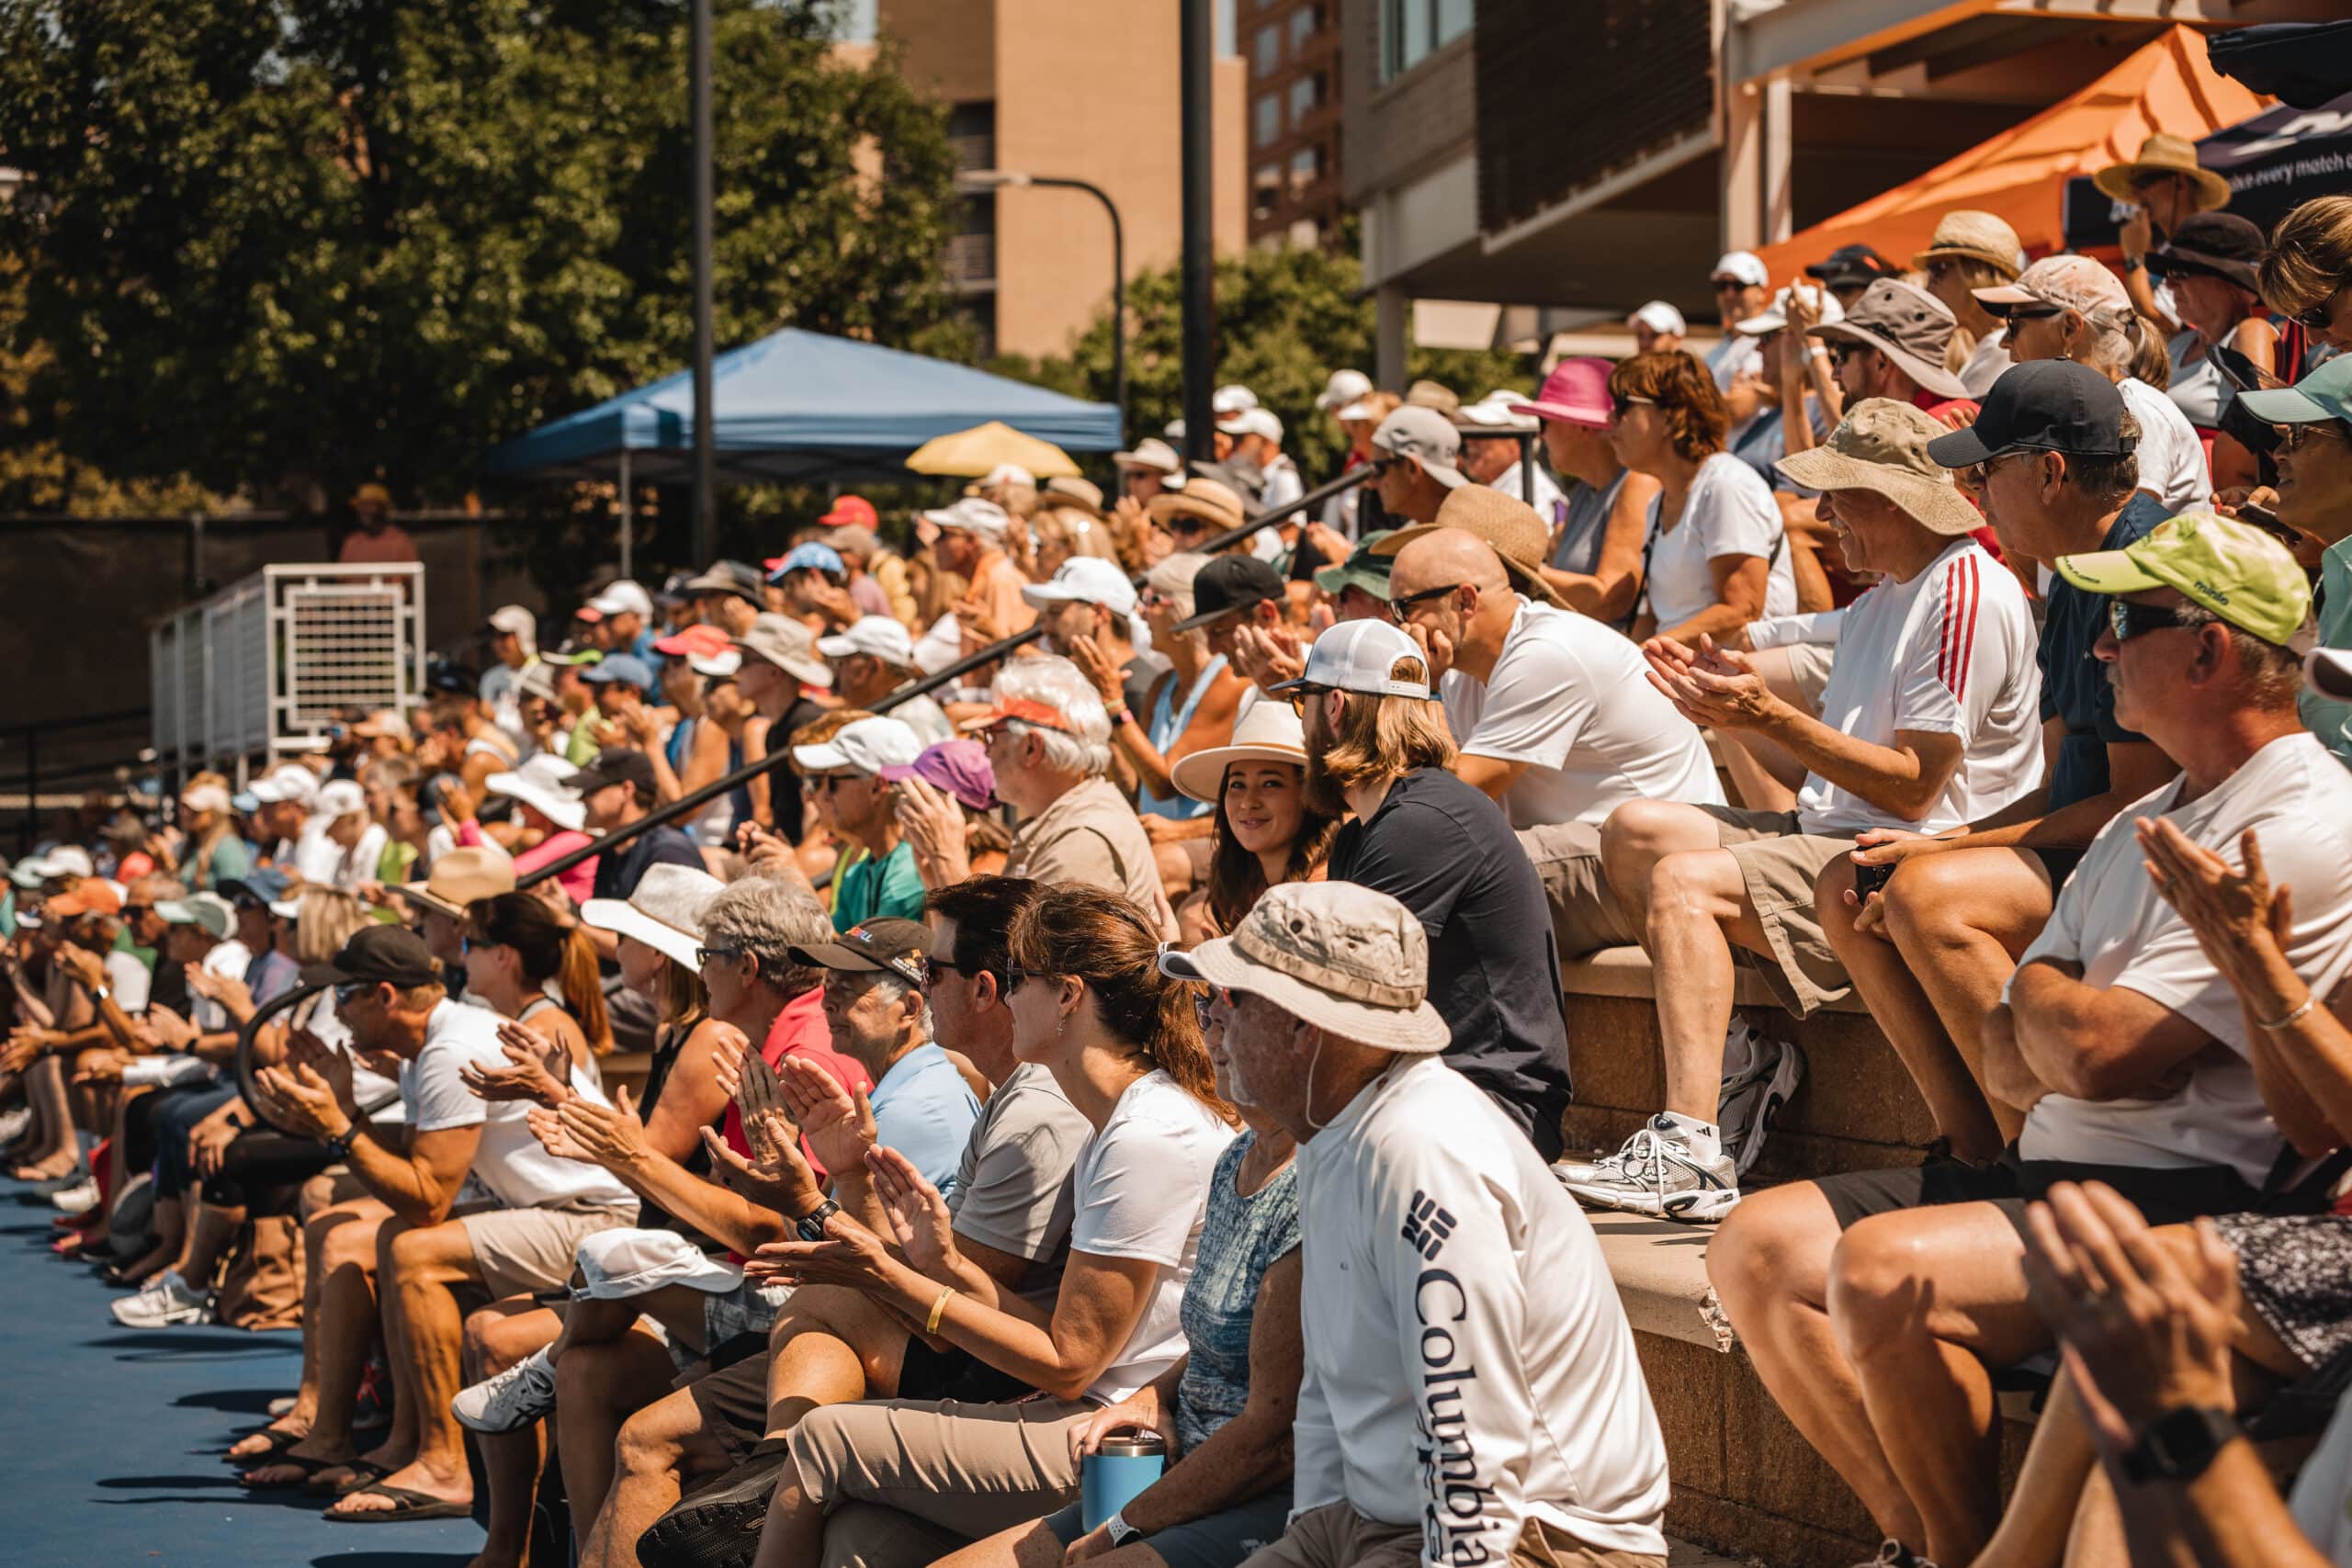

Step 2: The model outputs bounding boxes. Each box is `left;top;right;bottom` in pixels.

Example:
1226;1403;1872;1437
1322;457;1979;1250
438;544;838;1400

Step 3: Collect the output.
1387;525;1720;832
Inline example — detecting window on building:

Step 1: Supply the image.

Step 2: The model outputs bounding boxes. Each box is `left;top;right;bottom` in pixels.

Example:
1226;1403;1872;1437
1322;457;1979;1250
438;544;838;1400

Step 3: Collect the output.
1380;0;1471;82
1251;163;1283;224
1287;73;1323;125
1253;22;1280;75
1254;93;1281;148
1288;5;1321;51
1287;145;1323;198
945;100;996;173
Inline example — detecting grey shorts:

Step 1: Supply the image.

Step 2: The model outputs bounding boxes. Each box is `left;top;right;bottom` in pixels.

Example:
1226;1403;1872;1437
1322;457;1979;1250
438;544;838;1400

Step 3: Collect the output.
1043;1490;1295;1568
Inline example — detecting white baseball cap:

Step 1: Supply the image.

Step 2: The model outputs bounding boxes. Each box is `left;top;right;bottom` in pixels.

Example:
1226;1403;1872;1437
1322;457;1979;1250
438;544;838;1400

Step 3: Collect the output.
1212;384;1259;415
978;463;1035;491
792;716;926;776
8;843;97;888
1628;300;1687;337
155;891;237;941
314;780;368;818
572;1227;744;1299
1229;407;1283;442
919;497;1011;541
817;615;920;668
1113;437;1182;476
1736;282;1845;336
1712;250;1770;288
1268;619;1434;701
1317;368;1374;411
1454;389;1538;432
486;604;537;653
585;579;654;620
247;763;321;807
1022;557;1138;617
486;753;587;832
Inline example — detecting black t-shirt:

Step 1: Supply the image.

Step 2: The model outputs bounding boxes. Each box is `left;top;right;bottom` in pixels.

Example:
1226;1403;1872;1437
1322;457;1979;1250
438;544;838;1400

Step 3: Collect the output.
757;696;831;844
1326;766;1573;1158
592;821;705;903
2038;494;2164;810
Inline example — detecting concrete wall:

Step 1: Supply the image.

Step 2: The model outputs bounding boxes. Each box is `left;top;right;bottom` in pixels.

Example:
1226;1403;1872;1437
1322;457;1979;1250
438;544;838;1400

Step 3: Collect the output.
1339;0;1476;206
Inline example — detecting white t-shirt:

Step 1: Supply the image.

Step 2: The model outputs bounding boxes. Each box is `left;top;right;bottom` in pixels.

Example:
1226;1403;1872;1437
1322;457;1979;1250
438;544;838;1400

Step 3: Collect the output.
103;950;152;1015
1706;333;1763;392
2014;734;2352;1185
401;998;636;1212
1441;600;1724;828
1795;537;2042;835
1067;1069;1236;1404
291;817;386;893
2117;375;2211;514
191;938;253;1032
1644;453;1797;632
2291;1374;2352;1566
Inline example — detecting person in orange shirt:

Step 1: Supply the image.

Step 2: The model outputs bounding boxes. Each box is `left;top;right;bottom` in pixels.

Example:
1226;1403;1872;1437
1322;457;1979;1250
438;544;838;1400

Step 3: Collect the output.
923;497;1035;649
337;482;421;566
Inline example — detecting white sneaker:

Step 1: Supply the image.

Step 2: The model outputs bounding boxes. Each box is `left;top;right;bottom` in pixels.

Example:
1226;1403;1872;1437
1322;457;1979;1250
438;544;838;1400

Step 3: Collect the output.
453;1346;559;1433
0;1107;32;1145
49;1176;100;1213
1717;1029;1804;1179
1555;1114;1742;1223
110;1269;212;1327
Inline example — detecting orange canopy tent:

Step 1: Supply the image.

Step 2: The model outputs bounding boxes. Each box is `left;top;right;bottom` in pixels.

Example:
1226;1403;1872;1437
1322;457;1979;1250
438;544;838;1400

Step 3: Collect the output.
1753;26;2267;285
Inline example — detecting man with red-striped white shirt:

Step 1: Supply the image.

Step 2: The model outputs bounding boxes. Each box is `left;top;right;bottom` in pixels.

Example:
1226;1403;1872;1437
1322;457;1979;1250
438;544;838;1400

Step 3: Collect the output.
1560;401;2041;1222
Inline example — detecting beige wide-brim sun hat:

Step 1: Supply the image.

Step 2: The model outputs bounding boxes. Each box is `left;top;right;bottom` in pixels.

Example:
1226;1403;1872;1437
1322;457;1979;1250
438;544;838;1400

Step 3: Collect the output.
1372;485;1568;608
2092;132;2232;215
1774;399;1984;536
1159;881;1451;1055
1170;700;1310;805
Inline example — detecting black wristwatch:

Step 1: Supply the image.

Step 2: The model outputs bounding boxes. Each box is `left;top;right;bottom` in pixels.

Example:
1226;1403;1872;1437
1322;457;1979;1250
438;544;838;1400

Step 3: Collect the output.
2121;1404;2237;1484
322;1124;359;1162
796;1198;841;1242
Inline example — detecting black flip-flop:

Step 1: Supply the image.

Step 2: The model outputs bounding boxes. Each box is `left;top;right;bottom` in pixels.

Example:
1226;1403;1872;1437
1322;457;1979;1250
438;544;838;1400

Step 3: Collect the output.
222;1427;303;1463
307;1457;392;1495
239;1452;340;1489
322;1482;472;1522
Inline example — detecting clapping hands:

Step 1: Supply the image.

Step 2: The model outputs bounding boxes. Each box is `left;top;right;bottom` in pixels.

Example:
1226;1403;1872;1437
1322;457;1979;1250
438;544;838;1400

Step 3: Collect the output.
1642;634;1779;731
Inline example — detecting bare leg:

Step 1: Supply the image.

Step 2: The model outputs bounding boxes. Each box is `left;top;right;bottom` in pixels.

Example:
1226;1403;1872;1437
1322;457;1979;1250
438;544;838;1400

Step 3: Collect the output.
328;1218;484;1516
16;1055;78;1176
1640;848;1769;1122
1707;1182;1925;1545
580;1385;735;1568
1828;1202;2054;1565
1880;850;2052;1148
227;1176;360;1458
1718;729;1800;815
556;1330;681;1545
119;1195;185;1283
932;1519;1117;1568
173;1198;244;1283
464;1300;564;1568
252;1201;388;1482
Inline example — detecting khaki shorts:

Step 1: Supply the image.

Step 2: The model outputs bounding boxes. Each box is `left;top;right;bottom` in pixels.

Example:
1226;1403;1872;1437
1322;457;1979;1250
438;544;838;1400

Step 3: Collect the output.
1516;821;1638;958
1699;803;1860;1017
1235;1501;1665;1568
458;1205;629;1301
790;1395;1092;1568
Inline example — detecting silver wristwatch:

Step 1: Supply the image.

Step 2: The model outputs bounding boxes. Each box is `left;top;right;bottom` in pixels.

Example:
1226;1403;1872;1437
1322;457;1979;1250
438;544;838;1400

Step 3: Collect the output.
1104;1509;1141;1548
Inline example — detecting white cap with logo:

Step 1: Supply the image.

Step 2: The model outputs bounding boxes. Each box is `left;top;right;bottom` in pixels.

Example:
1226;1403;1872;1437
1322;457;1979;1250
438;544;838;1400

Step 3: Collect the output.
1269;619;1434;701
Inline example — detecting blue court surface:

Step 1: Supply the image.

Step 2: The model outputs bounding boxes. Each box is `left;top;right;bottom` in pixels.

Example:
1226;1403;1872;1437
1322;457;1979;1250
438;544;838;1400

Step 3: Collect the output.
0;1186;486;1568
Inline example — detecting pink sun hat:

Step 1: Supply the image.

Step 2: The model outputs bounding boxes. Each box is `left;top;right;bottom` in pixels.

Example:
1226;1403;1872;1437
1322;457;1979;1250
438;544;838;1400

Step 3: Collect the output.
1509;357;1612;431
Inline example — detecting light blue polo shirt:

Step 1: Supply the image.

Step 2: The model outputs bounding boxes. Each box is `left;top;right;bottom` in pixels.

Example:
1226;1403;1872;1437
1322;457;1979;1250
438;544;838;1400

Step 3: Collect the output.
869;1042;982;1200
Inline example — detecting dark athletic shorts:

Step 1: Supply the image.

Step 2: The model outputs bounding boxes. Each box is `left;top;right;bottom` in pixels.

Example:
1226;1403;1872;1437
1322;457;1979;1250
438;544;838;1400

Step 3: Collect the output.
2025;845;2087;892
1815;1146;2265;1235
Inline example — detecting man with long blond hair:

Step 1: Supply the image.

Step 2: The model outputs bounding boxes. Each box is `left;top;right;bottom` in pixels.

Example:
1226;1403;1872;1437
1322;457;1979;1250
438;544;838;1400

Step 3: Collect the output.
1271;619;1572;1156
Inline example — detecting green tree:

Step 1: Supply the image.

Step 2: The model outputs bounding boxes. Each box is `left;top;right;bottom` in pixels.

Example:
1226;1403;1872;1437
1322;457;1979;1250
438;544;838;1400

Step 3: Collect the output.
989;241;1531;487
0;0;969;522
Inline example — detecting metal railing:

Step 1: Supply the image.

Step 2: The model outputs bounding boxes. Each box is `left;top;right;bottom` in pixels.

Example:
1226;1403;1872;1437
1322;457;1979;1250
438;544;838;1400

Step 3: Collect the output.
515;466;1373;888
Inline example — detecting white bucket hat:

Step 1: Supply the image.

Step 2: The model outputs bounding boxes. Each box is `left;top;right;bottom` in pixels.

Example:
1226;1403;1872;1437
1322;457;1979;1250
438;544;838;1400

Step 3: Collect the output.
571;1227;744;1299
486;753;587;833
1159;881;1450;1053
581;862;726;971
1171;699;1310;805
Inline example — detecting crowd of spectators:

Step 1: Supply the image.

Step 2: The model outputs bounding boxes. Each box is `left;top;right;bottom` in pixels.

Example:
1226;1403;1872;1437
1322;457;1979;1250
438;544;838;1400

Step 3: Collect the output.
7;180;2352;1568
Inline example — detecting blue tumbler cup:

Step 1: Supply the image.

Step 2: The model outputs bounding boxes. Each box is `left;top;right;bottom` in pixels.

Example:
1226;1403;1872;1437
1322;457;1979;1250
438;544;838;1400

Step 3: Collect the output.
1080;1432;1168;1529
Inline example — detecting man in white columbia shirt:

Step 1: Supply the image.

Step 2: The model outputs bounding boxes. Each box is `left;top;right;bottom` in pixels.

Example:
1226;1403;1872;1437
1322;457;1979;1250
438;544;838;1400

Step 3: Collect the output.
1164;882;1669;1568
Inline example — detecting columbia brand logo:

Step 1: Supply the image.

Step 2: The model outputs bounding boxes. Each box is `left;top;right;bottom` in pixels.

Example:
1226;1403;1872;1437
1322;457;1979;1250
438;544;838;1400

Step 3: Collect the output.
1401;1191;1457;1259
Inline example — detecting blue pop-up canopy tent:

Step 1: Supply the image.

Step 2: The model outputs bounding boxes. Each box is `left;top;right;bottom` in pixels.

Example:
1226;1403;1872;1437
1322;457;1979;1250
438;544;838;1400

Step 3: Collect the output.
485;327;1122;486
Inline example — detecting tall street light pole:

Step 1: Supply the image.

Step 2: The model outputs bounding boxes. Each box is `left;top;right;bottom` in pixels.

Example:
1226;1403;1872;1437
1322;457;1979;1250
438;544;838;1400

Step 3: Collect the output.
689;0;718;566
1178;0;1214;468
960;172;1125;443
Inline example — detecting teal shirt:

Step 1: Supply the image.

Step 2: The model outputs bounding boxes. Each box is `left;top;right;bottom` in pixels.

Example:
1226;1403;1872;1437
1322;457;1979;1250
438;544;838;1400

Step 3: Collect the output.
196;834;253;893
832;839;926;931
2303;535;2352;773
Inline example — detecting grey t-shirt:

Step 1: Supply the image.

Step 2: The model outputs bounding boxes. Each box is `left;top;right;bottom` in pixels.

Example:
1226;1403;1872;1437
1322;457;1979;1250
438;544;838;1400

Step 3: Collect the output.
947;1062;1095;1313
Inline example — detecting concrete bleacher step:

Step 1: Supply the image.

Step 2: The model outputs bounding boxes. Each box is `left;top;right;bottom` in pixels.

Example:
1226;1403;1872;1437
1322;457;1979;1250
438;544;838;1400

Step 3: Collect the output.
1564;949;2035;1568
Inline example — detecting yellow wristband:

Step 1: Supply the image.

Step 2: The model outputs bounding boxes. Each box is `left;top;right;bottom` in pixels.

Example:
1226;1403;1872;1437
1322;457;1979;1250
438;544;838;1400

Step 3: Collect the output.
926;1285;956;1335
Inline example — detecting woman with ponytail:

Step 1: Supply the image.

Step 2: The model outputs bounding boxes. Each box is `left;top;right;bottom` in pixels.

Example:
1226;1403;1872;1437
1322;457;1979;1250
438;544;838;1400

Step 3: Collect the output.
454;892;611;1108
738;884;1238;1568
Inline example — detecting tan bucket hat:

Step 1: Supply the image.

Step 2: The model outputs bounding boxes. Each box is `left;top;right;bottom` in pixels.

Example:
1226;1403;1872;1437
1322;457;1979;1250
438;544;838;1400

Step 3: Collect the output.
1148;477;1248;536
2093;133;2231;215
1910;209;2025;280
1774;400;1984;536
1159;881;1451;1053
1371;485;1567;607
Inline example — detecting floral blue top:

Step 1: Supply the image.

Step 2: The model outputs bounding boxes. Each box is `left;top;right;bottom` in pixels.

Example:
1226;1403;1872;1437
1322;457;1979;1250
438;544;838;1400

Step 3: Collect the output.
1172;1130;1300;1455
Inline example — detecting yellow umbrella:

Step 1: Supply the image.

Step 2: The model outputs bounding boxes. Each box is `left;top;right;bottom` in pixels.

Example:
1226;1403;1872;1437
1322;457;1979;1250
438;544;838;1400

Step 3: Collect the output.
905;421;1080;479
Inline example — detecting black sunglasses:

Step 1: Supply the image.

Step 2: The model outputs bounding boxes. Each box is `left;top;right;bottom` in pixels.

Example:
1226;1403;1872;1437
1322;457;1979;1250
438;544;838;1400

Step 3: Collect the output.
2108;600;2201;643
1283;683;1332;716
1004;965;1054;995
1192;984;1238;1030
1610;393;1655;418
695;944;744;969
2002;303;2065;321
2293;287;2345;333
1386;582;1463;624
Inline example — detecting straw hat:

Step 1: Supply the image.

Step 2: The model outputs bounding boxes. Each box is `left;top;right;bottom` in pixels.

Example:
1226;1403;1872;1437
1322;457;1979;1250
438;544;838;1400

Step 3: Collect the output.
1147;477;1247;536
1041;475;1105;518
1171;699;1310;805
2093;133;2230;215
1773;400;1984;536
1909;210;2025;280
1158;881;1451;1054
1372;486;1567;608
